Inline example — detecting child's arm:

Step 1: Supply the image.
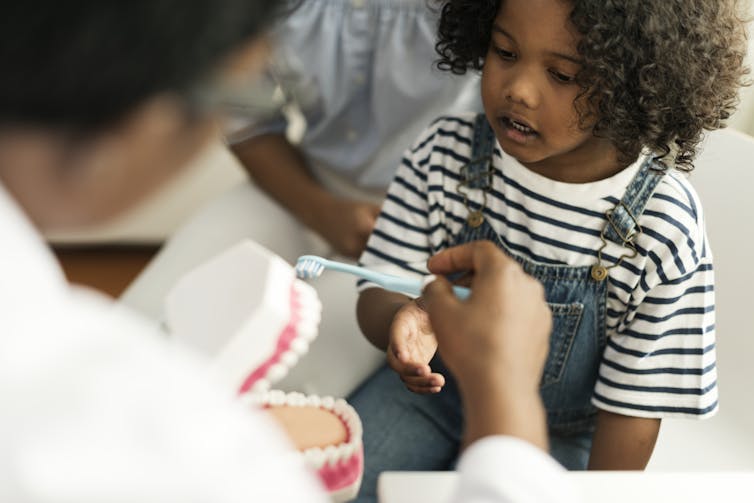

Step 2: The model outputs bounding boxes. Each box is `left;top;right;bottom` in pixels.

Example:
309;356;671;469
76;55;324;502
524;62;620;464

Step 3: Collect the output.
232;134;380;259
357;287;445;393
587;410;661;470
357;287;412;351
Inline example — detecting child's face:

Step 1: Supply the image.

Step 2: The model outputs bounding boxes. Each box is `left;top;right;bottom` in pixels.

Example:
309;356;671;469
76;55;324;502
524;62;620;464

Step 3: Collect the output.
481;0;620;183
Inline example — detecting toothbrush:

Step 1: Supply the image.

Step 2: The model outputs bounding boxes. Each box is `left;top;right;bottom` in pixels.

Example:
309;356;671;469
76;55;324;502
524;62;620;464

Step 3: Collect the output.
295;255;470;300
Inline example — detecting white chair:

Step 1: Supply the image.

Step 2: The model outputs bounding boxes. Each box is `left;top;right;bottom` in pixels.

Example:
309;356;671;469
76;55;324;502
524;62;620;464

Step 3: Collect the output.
648;128;754;470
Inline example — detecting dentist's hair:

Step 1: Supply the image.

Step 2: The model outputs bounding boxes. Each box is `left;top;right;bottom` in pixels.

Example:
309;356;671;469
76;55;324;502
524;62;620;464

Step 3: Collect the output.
0;1;283;131
434;0;749;171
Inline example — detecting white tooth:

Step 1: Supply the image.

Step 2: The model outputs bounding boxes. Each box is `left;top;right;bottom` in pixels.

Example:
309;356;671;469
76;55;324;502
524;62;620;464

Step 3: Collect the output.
296;325;318;342
289;392;307;407
345;417;358;435
290;338;310;354
252;379;270;393
307;395;322;407
335;445;349;463
267;363;288;382
268;390;286;406
302;313;322;330
334;398;348;415
281;350;299;368
350;420;363;438
321;396;335;409
342;442;355;459
259;391;272;405
323;445;338;463
305;448;326;469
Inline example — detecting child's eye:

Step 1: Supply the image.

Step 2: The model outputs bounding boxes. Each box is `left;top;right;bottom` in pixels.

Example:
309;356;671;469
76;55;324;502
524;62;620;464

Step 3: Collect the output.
549;69;576;84
494;47;516;61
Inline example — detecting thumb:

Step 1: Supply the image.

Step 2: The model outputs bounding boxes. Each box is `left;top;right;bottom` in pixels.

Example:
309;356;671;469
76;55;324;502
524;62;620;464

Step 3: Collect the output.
421;275;463;331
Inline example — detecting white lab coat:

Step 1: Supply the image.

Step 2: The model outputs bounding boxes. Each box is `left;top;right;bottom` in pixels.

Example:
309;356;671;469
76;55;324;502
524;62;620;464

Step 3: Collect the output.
0;182;576;503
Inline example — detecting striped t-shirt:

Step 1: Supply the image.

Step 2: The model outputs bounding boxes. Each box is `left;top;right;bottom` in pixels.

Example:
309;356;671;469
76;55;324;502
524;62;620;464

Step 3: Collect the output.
358;113;717;419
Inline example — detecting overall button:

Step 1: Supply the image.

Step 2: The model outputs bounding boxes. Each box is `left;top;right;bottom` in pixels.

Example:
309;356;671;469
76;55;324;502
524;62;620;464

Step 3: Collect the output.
591;264;608;282
467;211;484;228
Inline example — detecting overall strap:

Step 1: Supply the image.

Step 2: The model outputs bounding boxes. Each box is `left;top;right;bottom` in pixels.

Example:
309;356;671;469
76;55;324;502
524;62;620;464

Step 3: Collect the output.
456;115;497;228
602;157;666;246
461;114;496;190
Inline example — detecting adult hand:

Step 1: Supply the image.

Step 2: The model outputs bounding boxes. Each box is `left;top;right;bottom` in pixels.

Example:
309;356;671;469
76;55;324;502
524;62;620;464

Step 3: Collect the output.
421;241;552;449
385;299;444;394
311;195;381;259
422;240;551;390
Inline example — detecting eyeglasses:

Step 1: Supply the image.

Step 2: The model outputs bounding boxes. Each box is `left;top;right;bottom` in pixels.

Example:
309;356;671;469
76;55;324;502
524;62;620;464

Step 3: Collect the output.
189;55;317;124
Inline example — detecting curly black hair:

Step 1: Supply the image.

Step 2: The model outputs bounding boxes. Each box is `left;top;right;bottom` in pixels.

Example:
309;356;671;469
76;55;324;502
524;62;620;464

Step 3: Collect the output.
435;0;749;171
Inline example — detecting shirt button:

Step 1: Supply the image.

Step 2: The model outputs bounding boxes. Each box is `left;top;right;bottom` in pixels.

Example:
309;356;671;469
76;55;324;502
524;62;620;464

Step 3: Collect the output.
353;72;366;85
346;129;359;142
351;0;365;8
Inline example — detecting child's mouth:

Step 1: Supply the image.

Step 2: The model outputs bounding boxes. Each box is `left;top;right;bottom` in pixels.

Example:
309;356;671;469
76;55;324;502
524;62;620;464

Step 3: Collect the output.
499;116;539;143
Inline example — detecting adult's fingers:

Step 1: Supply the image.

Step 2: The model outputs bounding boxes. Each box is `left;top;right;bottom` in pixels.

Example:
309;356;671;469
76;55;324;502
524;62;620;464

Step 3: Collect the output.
426;241;503;276
406;384;443;394
400;373;445;389
421;275;463;328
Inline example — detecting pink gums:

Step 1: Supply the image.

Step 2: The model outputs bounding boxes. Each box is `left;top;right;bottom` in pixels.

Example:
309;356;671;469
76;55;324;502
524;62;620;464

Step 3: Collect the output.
238;282;300;394
318;444;364;492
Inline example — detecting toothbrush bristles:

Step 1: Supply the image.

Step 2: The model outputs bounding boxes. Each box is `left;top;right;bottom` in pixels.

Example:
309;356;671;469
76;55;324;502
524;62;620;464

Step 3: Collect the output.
295;258;325;279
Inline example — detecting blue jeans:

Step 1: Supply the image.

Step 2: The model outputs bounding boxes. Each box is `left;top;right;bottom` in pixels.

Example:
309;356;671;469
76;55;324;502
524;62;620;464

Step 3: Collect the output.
348;362;592;503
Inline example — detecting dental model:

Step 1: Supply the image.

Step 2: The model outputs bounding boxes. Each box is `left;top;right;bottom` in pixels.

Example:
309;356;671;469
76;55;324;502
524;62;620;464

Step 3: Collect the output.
244;391;364;502
164;240;363;501
165;241;322;393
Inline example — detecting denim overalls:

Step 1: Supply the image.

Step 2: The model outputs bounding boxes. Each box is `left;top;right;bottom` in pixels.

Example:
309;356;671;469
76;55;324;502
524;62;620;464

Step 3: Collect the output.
455;114;665;439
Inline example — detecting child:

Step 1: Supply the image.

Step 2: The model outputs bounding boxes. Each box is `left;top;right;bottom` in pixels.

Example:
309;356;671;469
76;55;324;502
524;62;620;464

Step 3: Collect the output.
349;0;748;497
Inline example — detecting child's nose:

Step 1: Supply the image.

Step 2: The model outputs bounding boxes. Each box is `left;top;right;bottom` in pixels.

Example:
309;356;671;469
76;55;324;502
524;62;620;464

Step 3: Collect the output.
504;67;540;109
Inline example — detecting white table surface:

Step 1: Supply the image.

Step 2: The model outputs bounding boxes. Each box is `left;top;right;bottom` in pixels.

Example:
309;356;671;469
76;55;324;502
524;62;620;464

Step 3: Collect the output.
378;471;754;503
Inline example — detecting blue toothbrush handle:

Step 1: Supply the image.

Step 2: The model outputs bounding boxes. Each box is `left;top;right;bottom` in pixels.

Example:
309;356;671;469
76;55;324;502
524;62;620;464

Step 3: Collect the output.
451;284;471;300
382;276;470;300
318;258;470;300
355;268;471;300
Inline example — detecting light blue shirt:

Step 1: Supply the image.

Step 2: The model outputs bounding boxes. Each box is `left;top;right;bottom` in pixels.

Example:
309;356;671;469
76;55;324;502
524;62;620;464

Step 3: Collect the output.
227;0;482;190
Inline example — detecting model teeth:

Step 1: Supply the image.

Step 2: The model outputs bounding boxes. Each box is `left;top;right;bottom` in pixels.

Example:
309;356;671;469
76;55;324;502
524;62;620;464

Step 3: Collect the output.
304;447;327;469
320;396;335;410
324;445;338;463
251;378;270;393
290;338;310;354
249;390;364;473
267;363;289;382
296;325;318;343
280;350;299;368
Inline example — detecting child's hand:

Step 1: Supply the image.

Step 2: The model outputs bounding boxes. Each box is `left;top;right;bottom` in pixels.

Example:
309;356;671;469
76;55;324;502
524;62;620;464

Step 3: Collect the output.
386;299;445;394
311;195;381;259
